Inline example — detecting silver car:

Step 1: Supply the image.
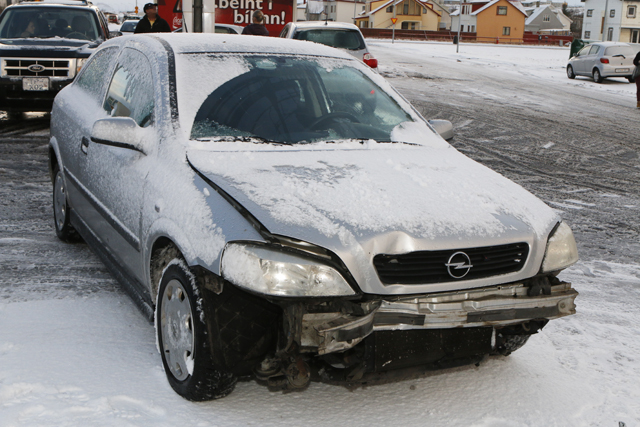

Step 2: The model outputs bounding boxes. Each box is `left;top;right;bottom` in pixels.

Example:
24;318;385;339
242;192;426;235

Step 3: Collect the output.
50;33;578;401
280;21;378;69
567;42;639;83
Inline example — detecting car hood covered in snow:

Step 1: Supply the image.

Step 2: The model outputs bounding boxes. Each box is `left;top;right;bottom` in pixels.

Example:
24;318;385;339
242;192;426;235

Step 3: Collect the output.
187;140;560;294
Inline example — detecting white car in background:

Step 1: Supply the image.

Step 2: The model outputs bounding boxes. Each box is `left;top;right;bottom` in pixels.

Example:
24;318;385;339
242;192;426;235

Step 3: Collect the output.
280;21;378;69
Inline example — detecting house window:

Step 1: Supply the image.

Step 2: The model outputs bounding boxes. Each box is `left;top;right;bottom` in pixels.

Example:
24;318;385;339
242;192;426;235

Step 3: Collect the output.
610;9;615;18
607;27;613;41
470;25;475;32
586;9;593;17
399;0;420;15
628;6;637;18
543;15;550;22
584;30;591;39
401;21;417;29
497;6;507;15
502;26;510;35
386;6;393;12
462;5;472;14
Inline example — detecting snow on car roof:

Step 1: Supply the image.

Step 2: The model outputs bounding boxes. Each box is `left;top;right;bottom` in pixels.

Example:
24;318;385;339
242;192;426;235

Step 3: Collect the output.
291;21;361;30
149;33;356;60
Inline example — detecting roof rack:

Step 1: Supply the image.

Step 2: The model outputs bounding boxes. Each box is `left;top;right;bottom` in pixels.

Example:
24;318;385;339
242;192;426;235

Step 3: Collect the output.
18;0;93;5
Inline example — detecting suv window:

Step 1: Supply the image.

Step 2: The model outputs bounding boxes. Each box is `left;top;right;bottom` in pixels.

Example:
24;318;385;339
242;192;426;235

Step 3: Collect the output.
0;7;101;40
293;29;366;51
103;48;154;127
76;47;118;101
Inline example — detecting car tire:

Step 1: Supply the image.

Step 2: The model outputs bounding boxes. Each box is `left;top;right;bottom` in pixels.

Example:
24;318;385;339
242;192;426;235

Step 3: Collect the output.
592;68;604;83
156;259;237;401
52;165;80;242
567;65;575;79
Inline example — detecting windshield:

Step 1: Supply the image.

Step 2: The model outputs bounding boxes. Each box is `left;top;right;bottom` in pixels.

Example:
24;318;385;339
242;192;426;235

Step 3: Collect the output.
293;29;366;51
0;7;100;41
604;46;636;57
120;21;137;32
189;55;413;144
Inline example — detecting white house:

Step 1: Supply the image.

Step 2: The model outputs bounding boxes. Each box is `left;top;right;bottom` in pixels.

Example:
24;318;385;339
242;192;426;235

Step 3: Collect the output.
580;0;639;42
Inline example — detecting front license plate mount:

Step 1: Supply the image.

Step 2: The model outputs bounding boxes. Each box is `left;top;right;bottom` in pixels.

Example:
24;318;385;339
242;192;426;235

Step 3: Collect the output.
22;77;49;91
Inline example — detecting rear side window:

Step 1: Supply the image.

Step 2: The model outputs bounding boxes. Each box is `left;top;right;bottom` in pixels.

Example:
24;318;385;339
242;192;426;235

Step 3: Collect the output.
103;48;154;127
293;29;366;50
75;47;118;101
588;45;600;55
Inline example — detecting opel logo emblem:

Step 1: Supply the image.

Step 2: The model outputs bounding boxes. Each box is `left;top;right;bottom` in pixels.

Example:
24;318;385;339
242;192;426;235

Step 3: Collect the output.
445;252;473;279
28;64;45;73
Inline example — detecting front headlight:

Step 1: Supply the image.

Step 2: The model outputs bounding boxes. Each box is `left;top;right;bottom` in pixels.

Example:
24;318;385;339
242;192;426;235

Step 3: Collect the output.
541;222;579;273
76;58;87;74
221;243;356;297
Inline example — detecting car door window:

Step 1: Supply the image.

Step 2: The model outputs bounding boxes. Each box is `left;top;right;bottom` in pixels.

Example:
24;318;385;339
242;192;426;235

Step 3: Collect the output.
75;46;118;101
103;48;154;127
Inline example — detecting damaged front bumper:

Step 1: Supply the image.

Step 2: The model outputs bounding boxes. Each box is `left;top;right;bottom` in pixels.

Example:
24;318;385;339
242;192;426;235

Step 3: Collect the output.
300;280;577;355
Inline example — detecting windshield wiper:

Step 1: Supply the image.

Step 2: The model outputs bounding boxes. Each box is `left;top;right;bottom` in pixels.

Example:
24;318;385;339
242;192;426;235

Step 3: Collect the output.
196;135;293;145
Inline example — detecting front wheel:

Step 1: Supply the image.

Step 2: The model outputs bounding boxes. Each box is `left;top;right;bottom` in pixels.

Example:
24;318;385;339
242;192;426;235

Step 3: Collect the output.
52;166;79;242
156;259;236;401
567;65;576;79
592;68;604;83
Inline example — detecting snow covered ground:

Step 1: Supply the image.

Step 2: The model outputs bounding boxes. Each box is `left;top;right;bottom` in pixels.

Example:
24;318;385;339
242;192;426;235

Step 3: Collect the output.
1;41;639;426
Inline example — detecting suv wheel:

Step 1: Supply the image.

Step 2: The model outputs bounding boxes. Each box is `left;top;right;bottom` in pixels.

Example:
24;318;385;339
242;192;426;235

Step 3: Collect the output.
156;259;237;401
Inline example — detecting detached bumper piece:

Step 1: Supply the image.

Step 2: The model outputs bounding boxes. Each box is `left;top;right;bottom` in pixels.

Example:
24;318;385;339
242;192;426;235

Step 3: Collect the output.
302;280;576;355
255;278;577;390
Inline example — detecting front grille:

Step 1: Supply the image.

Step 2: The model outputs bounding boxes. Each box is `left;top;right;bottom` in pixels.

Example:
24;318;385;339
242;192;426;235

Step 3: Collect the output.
373;242;530;284
2;58;71;77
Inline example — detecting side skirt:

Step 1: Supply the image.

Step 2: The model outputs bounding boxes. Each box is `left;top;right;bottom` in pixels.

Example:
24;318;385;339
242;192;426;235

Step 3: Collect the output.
70;210;154;321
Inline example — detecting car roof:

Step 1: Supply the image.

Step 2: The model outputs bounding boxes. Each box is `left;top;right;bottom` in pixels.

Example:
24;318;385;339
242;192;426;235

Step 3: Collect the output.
7;0;98;9
591;42;631;47
291;21;361;31
138;33;356;60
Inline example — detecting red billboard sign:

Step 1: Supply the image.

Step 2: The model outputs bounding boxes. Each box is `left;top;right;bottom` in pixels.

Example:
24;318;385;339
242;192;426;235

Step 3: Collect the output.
157;0;294;35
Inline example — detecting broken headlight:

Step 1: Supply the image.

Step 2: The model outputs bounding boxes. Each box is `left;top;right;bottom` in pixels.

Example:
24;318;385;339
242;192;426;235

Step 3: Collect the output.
540;222;579;273
221;243;356;297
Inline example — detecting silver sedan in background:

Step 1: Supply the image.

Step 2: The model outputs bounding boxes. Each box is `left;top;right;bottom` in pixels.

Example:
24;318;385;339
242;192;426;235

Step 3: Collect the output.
567;42;639;83
49;34;579;401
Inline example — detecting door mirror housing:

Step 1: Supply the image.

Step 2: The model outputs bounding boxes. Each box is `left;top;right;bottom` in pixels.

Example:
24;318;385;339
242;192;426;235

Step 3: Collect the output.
428;119;454;141
91;117;147;154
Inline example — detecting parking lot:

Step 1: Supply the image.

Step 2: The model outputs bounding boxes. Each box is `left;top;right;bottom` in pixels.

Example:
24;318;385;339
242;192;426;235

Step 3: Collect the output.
1;42;639;426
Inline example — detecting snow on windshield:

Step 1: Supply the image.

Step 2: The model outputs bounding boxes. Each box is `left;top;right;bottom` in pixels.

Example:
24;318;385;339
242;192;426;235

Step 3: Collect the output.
175;52;441;146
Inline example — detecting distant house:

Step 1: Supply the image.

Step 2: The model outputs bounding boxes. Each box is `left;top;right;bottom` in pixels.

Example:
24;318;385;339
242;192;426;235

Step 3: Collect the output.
355;0;445;31
525;4;572;34
451;0;527;41
582;0;640;43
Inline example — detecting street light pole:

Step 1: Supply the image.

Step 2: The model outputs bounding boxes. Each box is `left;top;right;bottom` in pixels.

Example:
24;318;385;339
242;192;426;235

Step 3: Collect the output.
392;0;396;44
456;0;462;53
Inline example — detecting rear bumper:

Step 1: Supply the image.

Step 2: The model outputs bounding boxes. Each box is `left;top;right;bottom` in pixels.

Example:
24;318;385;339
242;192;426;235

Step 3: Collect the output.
301;281;577;355
600;64;633;78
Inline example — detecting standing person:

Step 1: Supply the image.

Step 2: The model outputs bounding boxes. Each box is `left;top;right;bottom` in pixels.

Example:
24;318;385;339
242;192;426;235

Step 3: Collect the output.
242;10;269;36
134;3;171;34
634;49;640;109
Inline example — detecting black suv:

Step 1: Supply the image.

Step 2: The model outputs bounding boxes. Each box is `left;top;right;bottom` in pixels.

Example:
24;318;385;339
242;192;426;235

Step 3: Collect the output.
0;0;111;113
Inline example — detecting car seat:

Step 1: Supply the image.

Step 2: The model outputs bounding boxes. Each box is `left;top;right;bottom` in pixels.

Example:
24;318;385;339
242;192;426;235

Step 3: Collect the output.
71;16;91;35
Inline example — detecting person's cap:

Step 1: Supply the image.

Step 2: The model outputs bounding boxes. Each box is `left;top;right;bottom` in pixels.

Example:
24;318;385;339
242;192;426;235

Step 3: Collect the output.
143;3;157;11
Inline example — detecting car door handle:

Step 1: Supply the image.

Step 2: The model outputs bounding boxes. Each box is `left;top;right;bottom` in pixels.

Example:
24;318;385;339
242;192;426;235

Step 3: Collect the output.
81;136;89;154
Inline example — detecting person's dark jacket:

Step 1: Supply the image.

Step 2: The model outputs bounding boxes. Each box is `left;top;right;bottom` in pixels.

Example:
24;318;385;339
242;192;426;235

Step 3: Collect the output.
634;51;640;67
134;15;171;33
242;23;269;36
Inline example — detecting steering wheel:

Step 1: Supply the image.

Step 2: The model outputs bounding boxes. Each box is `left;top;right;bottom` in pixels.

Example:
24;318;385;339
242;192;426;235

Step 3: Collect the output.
66;32;90;40
310;111;360;129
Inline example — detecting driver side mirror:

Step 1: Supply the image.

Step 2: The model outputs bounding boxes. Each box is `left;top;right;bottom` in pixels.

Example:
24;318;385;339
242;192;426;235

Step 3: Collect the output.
91;117;147;154
428;119;454;141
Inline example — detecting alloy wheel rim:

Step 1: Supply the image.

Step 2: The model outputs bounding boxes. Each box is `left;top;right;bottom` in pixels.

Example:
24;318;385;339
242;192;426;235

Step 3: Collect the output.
160;278;195;381
54;172;67;230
